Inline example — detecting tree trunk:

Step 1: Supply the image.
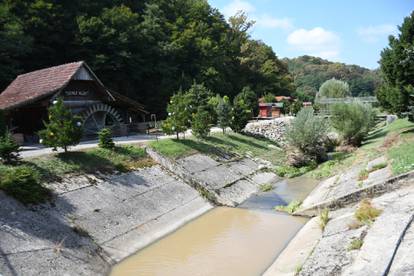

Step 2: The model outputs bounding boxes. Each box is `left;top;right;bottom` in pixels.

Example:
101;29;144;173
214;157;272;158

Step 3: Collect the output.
176;132;179;140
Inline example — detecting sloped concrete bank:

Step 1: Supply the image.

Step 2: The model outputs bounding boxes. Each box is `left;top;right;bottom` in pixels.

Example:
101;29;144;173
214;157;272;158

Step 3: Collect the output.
0;165;213;276
1;149;280;275
147;147;280;206
264;160;414;276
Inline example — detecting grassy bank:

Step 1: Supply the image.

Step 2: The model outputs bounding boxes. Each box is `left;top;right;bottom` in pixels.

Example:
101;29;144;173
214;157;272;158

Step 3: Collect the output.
308;118;414;179
149;132;286;165
0;145;153;204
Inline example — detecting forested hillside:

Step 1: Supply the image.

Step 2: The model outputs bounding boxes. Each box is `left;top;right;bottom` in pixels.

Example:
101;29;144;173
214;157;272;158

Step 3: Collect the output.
283;56;382;102
0;0;293;115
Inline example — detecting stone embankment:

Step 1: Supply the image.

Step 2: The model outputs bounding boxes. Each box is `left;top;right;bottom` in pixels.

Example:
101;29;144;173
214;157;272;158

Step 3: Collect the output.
264;155;414;276
243;117;292;145
1;148;278;275
147;148;280;206
0;165;213;275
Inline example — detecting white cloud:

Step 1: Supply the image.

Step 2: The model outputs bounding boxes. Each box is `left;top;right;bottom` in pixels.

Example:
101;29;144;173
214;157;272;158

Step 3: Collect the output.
357;24;397;43
255;15;293;30
222;1;293;31
287;27;341;59
222;0;255;18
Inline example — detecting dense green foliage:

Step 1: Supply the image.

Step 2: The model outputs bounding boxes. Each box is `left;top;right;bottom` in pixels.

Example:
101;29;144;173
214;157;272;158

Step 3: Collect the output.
38;98;83;152
192;108;211;138
263;93;276;103
216;96;232;134
0;110;6;137
162;91;191;139
330;101;376;146
284;56;381;102
231;92;253;132
316;78;351;100
0;1;292;116
0;165;49;204
0;132;20;164
378;11;414;117
285;107;329;166
98;128;115;149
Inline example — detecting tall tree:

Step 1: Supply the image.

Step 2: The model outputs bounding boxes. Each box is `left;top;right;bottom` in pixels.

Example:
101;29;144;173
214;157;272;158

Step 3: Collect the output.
378;11;414;117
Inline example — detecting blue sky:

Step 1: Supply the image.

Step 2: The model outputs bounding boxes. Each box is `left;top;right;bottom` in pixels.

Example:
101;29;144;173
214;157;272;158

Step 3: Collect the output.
208;0;414;69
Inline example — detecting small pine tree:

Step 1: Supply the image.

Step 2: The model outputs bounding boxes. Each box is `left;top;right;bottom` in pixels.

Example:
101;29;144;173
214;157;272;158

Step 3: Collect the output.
231;97;252;133
162;92;191;139
192;107;211;139
38;98;83;152
216;96;232;134
0;132;20;164
98;128;115;149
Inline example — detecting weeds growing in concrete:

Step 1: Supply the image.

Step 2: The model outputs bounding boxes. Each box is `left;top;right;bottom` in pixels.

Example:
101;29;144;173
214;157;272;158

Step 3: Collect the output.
354;199;382;225
347;238;363;250
319;208;330;230
259;183;274;192
275;200;301;214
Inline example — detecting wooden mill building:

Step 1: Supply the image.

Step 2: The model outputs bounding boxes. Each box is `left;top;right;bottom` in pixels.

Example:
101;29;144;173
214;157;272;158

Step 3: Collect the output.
0;61;148;143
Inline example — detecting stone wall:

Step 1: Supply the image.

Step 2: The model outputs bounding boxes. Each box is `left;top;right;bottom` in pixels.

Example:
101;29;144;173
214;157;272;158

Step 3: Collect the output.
243;117;293;145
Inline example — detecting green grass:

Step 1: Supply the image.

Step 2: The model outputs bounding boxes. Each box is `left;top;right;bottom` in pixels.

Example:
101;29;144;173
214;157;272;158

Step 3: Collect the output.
148;139;215;159
388;140;414;175
275;164;316;178
259;183;274;192
310;152;354;179
149;132;286;165
306;119;414;179
25;145;153;181
0;165;51;204
275;200;302;214
0;145;152;204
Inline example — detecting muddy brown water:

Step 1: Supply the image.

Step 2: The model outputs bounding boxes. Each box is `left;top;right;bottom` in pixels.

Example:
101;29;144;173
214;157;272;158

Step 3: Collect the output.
111;176;319;276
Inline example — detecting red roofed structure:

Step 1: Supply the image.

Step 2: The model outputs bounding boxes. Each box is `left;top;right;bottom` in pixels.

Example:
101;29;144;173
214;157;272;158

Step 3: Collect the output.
0;61;148;143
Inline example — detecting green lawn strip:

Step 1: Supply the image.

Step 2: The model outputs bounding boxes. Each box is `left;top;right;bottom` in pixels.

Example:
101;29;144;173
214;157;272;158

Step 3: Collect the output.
149;132;286;165
0;145;152;204
25;145;151;179
388;139;414;175
307;119;414;179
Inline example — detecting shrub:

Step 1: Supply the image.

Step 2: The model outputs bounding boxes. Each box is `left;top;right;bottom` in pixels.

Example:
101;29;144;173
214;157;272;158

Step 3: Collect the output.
330;101;376;146
0;166;50;204
275;200;301;214
354;199;382;225
38;98;83;152
316;78;351;100
358;169;369;181
231;95;252;133
0;132;20;164
285;107;329;166
192;108;211;139
98;128;115;149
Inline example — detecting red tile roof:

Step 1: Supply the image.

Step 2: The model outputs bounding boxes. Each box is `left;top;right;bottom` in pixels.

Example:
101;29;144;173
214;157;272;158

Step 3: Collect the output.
0;61;84;110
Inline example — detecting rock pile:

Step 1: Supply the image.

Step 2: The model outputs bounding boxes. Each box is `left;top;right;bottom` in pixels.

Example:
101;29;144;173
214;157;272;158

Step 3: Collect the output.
243;116;293;145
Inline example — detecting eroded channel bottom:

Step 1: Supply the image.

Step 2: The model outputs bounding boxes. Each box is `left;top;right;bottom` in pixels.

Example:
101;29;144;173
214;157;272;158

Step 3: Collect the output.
111;207;307;276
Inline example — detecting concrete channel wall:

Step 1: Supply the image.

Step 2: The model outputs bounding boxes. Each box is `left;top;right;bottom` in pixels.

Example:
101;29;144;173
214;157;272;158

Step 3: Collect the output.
146;147;280;207
0;165;213;276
